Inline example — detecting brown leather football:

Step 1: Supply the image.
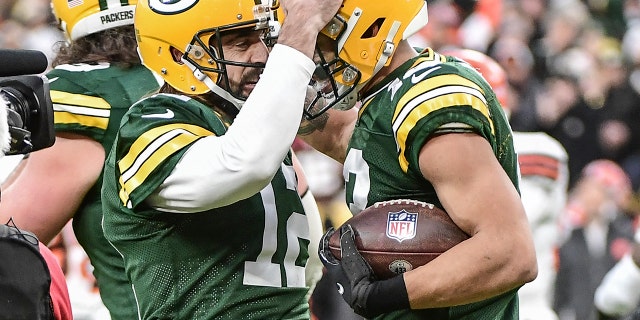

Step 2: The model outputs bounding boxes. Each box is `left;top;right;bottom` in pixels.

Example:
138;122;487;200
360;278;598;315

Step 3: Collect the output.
329;199;469;280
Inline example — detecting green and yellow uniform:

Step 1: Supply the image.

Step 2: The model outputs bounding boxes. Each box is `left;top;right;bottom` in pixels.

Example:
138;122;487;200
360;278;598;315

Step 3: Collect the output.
102;94;310;319
48;63;159;319
343;48;520;319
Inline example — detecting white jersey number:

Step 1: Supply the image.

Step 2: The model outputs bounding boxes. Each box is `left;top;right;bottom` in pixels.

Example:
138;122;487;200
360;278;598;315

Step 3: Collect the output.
243;165;308;288
343;148;371;214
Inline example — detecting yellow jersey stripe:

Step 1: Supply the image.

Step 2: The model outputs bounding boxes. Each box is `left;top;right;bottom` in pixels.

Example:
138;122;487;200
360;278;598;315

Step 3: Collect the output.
117;124;214;204
51;91;112;129
119;123;213;172
394;90;492;172
51;90;111;109
118;131;205;204
393;74;483;121
54;109;109;130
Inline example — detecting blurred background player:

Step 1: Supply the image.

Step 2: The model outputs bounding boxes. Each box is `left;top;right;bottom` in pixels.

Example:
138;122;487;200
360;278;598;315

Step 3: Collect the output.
441;48;568;320
0;0;161;318
554;159;636;320
100;0;339;318
594;223;640;319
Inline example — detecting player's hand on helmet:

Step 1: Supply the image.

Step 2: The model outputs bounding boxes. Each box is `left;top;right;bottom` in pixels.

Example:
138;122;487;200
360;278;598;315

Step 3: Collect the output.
280;0;342;32
278;0;342;58
319;224;411;318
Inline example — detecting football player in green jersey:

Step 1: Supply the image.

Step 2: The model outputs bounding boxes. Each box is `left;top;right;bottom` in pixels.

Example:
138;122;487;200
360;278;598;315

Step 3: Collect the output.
0;0;161;318
100;0;340;318
297;0;538;319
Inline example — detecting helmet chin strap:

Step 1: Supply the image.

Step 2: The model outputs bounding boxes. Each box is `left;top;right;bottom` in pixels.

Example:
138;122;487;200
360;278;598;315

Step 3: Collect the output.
181;57;245;111
372;20;401;77
334;82;365;111
339;6;401;79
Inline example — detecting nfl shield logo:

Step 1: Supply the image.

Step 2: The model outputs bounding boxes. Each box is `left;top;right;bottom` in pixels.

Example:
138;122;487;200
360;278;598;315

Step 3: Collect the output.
386;209;417;242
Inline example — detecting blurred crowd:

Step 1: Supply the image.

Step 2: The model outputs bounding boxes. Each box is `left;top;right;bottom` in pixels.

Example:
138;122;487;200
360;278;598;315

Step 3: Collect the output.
410;0;640;316
0;0;64;66
412;0;640;191
417;0;640;318
2;0;640;319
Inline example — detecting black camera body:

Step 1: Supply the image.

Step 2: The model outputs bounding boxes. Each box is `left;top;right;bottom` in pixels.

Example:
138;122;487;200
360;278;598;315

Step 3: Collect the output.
0;50;55;156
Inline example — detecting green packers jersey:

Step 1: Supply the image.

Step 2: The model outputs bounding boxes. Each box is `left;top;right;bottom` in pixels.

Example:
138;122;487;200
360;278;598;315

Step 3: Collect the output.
343;48;520;319
46;63;159;319
102;94;310;319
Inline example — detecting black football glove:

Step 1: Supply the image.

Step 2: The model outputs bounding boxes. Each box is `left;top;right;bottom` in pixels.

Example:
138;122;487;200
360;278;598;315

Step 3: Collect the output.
319;224;410;318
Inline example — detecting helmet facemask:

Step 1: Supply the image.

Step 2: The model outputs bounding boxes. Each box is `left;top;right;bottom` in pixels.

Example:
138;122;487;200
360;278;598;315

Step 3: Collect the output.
305;39;361;119
304;21;362;120
135;0;280;111
180;21;272;110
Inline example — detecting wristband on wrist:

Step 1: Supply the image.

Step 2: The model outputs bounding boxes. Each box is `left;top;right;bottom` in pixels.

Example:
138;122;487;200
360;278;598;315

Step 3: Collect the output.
366;274;410;316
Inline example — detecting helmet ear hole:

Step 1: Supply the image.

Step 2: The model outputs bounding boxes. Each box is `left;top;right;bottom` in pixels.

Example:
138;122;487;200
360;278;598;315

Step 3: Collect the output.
319;0;427;85
361;18;384;39
169;47;184;64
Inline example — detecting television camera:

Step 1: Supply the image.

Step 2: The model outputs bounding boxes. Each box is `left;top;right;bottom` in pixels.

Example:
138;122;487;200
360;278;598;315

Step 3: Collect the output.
0;49;55;156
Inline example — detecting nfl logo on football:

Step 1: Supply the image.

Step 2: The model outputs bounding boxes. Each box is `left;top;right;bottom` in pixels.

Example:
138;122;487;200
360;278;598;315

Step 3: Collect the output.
386;209;417;242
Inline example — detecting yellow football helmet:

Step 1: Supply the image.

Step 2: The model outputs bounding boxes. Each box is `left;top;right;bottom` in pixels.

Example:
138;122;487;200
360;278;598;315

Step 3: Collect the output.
135;0;279;108
304;0;428;119
51;0;136;41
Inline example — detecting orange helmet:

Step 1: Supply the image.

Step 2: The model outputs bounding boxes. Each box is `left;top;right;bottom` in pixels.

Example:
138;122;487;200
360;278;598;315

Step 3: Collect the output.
582;160;632;200
441;48;510;111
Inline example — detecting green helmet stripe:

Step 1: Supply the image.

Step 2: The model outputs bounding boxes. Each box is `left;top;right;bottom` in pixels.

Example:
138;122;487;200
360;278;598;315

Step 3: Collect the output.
98;0;131;10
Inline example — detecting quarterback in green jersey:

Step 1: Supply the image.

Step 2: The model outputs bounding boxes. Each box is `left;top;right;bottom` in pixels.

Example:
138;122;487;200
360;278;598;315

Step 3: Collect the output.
101;0;341;319
299;0;538;319
0;0;160;318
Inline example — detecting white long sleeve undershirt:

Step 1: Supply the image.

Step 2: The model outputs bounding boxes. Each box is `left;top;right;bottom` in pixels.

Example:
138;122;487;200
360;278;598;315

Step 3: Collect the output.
147;45;315;213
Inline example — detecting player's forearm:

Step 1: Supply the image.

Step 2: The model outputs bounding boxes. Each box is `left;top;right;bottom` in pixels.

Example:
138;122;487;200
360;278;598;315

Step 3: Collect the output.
404;229;537;308
0;137;103;243
297;108;356;163
277;0;341;58
410;134;537;307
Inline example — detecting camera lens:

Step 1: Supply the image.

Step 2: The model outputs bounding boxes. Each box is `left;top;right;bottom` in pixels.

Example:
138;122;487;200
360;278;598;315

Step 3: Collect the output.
0;87;29;130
